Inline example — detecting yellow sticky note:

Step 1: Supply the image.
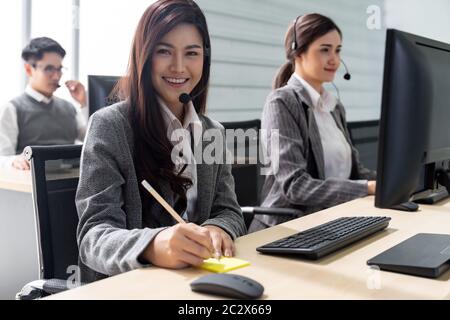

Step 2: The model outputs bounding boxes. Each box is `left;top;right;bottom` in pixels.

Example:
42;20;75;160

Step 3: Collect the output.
199;257;250;273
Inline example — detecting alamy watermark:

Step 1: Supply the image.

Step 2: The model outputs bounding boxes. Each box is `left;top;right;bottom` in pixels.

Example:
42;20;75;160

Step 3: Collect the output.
366;5;382;30
66;265;82;289
366;265;382;290
169;128;280;176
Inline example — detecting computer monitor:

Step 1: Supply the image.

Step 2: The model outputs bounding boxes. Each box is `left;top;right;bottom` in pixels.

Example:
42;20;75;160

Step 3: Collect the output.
375;29;450;211
87;75;120;116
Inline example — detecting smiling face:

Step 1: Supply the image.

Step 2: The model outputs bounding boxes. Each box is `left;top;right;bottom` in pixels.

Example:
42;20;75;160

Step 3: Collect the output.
294;29;342;92
151;23;204;111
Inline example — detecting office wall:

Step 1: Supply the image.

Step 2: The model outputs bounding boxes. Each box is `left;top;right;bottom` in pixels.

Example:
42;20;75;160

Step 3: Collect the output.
3;1;449;122
77;0;385;122
30;0;75;104
196;0;386;122
30;0;73;73
385;0;450;44
79;0;152;82
0;2;22;106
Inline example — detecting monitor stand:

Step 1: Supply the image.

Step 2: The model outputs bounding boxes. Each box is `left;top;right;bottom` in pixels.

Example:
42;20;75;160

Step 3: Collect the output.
437;169;450;196
390;201;419;212
414;187;448;204
411;169;450;206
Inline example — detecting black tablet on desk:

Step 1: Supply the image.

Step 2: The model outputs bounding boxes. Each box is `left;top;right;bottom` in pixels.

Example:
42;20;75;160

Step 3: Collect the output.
367;233;450;278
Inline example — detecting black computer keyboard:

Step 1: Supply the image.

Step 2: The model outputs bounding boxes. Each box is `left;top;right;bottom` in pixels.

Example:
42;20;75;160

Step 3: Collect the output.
256;216;391;259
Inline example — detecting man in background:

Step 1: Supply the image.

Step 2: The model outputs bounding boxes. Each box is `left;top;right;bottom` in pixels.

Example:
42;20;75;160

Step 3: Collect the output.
0;37;87;170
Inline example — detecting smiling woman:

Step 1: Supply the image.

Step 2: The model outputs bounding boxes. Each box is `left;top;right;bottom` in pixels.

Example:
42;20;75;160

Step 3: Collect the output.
249;13;377;232
75;0;246;284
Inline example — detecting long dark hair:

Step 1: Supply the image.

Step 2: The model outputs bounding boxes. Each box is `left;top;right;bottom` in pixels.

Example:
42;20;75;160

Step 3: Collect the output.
117;0;211;214
273;13;342;89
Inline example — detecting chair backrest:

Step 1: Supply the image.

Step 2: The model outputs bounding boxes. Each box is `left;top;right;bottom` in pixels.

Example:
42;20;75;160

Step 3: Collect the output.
347;120;379;171
87;75;120;116
221;120;262;227
24;145;82;280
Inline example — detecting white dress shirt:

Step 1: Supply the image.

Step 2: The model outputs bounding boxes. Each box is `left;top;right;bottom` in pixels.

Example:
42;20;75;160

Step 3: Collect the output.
0;85;87;168
294;73;353;179
158;97;202;221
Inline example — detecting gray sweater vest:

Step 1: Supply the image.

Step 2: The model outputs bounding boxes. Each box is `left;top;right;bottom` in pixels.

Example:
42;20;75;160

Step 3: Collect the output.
10;93;78;154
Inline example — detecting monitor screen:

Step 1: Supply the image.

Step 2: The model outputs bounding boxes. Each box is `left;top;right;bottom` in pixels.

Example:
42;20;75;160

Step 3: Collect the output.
375;29;450;209
420;41;450;163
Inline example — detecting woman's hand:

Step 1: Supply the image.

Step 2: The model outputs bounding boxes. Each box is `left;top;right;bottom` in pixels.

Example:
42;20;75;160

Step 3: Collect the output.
368;180;377;195
142;223;215;269
204;225;235;259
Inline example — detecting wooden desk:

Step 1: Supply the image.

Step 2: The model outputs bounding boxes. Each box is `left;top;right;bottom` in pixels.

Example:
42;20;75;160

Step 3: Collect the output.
48;196;450;300
0;167;32;193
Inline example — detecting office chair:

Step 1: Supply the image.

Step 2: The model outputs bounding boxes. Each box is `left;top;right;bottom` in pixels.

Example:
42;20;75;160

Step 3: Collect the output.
88;75;120;116
221;120;303;229
16;145;83;299
347;120;379;171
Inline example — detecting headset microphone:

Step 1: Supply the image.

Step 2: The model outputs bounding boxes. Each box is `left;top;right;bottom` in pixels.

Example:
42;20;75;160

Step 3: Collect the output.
178;93;191;104
341;59;351;80
178;81;209;105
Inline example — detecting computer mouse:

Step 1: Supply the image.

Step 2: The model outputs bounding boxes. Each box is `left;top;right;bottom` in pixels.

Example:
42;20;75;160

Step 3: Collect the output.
190;274;264;299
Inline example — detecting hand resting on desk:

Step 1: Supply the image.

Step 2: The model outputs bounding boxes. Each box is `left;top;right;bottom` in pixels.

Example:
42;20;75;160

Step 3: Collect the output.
368;181;376;195
140;223;235;269
12;153;30;171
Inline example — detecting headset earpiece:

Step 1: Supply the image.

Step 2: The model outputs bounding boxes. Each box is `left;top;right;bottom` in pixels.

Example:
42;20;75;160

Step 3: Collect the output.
291;16;300;51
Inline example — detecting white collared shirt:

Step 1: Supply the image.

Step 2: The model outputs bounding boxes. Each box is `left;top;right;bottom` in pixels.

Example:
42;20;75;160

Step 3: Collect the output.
158;97;202;221
294;73;352;179
25;85;53;104
0;85;87;168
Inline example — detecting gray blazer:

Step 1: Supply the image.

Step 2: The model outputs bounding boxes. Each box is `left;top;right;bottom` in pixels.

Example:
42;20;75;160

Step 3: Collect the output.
251;75;376;230
76;102;246;283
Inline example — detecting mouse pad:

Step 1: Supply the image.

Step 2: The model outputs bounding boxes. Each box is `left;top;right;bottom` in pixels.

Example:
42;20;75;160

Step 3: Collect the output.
199;257;250;273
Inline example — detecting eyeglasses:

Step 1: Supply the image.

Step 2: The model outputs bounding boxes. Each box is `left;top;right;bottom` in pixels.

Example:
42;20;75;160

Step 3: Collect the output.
32;64;67;76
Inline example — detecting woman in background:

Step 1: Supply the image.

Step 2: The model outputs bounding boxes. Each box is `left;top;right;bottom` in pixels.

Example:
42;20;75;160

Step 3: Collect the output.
249;14;376;232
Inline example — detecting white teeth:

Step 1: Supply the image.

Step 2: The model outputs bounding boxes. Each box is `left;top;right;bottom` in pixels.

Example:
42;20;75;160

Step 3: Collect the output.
165;77;188;84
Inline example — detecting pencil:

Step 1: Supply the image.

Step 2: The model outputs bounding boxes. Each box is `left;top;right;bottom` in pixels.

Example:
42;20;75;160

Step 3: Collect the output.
141;180;186;224
141;180;221;260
